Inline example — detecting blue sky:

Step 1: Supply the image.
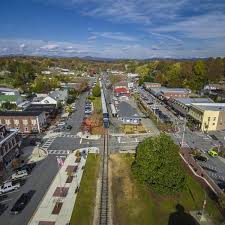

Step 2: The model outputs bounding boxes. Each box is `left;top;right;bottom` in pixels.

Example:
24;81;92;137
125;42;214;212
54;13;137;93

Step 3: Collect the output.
0;0;225;58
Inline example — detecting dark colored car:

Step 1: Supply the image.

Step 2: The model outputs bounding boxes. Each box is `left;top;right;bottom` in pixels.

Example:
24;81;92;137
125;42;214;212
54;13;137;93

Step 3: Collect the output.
218;182;225;191
193;155;208;162
30;138;43;146
11;190;35;214
15;163;36;174
210;135;218;140
67;125;72;130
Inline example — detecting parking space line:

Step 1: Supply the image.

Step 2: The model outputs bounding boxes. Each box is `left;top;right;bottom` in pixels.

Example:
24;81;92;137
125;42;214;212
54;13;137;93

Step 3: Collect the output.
0;198;14;203
0;189;20;197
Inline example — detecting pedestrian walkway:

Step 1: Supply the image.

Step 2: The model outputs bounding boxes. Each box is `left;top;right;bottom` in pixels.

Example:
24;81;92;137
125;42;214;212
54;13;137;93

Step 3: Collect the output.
28;148;96;225
41;137;56;150
58;134;78;138
48;150;71;155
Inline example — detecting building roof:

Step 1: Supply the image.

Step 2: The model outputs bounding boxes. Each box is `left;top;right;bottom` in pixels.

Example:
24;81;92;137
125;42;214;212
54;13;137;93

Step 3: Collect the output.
0;95;21;102
0;111;43;117
49;90;68;101
174;98;214;106
0;87;18;92
191;103;225;112
117;102;140;118
161;88;190;94
114;87;129;93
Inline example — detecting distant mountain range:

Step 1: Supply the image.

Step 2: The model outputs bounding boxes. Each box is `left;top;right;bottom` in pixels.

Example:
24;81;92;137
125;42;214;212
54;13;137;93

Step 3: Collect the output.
0;54;209;62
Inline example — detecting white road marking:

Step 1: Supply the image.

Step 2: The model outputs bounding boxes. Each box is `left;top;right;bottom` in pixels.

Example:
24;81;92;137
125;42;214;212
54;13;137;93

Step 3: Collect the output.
0;189;20;197
0;198;14;203
80;138;83;144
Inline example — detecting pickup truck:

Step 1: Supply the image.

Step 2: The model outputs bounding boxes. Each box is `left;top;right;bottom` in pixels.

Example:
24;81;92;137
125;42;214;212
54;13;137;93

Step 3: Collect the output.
0;181;20;194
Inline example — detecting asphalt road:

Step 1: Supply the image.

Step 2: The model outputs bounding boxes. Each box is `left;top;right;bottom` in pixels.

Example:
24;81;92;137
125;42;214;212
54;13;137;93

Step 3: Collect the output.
0;156;58;225
0;92;89;225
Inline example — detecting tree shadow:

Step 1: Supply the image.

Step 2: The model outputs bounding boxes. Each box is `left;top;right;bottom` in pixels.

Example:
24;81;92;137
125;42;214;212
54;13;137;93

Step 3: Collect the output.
168;204;200;225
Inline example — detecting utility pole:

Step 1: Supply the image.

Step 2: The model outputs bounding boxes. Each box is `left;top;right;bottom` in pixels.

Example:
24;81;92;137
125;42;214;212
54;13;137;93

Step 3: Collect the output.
200;192;207;222
181;118;186;147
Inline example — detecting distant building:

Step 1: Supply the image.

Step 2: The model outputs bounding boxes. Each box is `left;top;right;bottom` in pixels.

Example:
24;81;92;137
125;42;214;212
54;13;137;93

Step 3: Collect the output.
144;82;161;89
24;104;58;120
127;73;139;78
0;87;20;96
117;102;141;125
188;103;225;131
150;87;190;99
41;70;51;75
0;111;47;133
160;88;190;99
33;90;68;106
168;98;214;116
0;124;21;169
114;87;129;98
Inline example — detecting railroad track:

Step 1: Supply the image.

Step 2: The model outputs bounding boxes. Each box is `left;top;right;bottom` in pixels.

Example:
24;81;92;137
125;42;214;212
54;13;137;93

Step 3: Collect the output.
99;130;109;225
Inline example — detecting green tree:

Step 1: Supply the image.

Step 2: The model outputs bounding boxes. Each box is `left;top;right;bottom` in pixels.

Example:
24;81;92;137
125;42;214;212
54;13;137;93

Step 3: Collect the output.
92;84;101;97
132;134;186;195
188;60;207;91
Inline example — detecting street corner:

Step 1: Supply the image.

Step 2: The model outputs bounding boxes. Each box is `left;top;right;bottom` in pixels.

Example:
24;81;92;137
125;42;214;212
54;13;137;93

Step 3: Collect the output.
77;131;101;140
73;147;100;154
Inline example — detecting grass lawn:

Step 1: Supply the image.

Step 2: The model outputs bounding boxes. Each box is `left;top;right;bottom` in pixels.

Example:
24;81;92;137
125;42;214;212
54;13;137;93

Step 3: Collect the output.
92;97;102;113
110;153;224;225
70;154;100;225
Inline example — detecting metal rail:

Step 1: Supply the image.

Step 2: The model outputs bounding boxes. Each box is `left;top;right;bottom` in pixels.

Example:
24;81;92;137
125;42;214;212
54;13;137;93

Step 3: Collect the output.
99;130;109;225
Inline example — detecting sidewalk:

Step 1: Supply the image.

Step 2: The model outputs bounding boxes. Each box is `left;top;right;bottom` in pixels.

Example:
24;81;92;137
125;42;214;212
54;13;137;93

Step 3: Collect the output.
28;147;96;225
77;131;101;140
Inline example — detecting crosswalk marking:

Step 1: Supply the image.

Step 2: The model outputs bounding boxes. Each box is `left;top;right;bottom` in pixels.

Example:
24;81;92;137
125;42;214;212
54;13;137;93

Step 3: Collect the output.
57;134;78;138
48;150;72;155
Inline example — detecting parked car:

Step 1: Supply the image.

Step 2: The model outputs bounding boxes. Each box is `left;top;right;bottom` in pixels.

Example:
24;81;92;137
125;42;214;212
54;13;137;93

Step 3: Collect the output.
208;150;218;157
218;182;225;191
0;181;20;194
15;163;36;174
10;190;35;214
12;170;28;180
210;134;218;141
193;155;208;162
30;138;43;146
66;125;72;130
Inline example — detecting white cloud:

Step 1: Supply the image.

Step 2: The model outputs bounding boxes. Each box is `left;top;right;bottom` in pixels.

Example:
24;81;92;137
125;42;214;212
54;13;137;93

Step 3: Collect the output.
154;12;225;39
90;32;137;41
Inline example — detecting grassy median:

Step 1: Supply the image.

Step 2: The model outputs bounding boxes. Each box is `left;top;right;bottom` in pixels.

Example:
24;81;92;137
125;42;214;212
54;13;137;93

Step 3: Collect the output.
110;153;224;225
70;153;100;225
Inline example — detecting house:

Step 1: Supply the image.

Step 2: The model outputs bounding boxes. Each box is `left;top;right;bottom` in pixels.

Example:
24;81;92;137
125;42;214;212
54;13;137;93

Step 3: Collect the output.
0;111;47;133
144;82;161;89
0;124;21;169
117;102;141;125
188;103;225;131
35;90;68;106
168;98;214;116
0;95;23;107
0;87;20;96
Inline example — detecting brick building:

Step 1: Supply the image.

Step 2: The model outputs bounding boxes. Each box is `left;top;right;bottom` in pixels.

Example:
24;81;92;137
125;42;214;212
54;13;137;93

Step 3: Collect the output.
143;82;161;89
0;111;46;133
0;124;21;169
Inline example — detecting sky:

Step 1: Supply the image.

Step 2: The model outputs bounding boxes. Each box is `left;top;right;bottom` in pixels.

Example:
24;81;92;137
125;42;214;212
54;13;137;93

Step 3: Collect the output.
0;0;225;59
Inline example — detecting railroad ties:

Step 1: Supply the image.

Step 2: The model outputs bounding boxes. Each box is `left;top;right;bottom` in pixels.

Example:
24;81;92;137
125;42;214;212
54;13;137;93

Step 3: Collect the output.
99;130;109;225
